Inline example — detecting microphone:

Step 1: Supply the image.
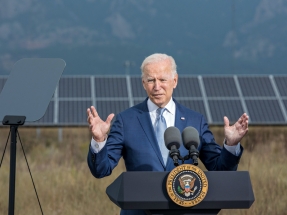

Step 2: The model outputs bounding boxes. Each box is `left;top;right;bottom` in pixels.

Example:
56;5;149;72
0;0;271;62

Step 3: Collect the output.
164;126;182;166
182;126;200;166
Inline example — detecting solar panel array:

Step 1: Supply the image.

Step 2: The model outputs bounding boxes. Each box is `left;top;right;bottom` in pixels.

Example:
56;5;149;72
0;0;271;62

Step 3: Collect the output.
0;75;287;126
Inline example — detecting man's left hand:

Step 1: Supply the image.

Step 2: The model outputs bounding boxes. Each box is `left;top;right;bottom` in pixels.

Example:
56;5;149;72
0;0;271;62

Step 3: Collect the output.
224;113;249;146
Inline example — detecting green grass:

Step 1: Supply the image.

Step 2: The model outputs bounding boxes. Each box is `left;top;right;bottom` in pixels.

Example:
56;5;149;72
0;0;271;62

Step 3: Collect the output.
0;126;286;215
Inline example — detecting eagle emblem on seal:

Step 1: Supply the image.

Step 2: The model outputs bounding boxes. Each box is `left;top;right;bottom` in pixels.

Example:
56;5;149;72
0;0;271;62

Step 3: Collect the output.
178;174;197;197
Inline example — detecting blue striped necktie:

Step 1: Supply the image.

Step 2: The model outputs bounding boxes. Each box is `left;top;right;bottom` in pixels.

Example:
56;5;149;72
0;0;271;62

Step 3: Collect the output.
155;108;169;165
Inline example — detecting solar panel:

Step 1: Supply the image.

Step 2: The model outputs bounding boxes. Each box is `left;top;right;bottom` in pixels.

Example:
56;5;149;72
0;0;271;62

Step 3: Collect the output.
95;77;128;97
274;76;287;97
133;99;147;106
1;75;286;126
131;77;146;97
208;100;244;124
96;100;130;120
176;100;207;119
59;100;92;124
238;77;275;97
59;77;91;98
173;77;202;97
28;101;54;125
203;77;239;97
283;99;287;111
245;99;285;123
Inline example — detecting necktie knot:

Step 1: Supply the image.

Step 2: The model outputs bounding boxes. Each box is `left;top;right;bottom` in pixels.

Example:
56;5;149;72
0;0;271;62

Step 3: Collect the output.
156;108;166;118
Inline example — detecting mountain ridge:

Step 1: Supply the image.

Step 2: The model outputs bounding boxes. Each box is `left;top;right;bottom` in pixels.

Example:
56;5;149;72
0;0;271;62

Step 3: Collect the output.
0;0;287;75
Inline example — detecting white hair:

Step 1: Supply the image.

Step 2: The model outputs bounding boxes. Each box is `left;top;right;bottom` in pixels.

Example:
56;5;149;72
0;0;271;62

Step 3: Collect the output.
140;53;177;78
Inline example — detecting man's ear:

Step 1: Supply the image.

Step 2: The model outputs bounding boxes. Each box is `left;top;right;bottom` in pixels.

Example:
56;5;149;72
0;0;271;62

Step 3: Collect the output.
142;79;147;90
173;74;178;89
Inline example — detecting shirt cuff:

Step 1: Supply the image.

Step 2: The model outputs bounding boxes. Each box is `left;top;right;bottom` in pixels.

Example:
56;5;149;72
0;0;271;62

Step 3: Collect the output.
223;141;241;156
90;137;107;153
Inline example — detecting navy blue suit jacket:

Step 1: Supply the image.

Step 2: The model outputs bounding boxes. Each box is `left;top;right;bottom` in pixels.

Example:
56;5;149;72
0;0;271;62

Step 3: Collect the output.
87;98;243;214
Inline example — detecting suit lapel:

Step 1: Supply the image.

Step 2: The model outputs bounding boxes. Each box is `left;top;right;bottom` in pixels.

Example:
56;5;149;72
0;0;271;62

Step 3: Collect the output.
174;101;188;133
136;99;165;168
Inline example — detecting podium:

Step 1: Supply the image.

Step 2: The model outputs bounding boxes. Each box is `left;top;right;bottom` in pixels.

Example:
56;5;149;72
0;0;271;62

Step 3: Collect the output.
106;171;254;215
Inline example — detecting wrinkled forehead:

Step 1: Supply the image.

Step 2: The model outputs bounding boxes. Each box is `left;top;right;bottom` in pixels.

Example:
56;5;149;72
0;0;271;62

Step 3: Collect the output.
142;61;174;79
143;73;174;80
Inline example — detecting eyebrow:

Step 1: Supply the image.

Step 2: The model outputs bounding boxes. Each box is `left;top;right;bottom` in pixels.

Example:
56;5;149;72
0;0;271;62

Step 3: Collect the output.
145;75;171;80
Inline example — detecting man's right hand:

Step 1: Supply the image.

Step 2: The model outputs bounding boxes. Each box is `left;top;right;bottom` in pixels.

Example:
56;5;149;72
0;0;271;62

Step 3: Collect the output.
87;106;114;142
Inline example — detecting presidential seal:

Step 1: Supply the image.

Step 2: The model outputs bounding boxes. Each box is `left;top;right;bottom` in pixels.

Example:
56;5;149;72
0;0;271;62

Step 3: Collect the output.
166;164;208;207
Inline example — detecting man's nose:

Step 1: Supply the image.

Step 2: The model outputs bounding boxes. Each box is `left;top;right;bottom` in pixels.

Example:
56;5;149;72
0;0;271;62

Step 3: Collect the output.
153;80;161;90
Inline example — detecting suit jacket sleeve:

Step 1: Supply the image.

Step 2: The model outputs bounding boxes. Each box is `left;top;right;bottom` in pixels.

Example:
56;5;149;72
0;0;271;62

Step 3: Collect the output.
87;113;124;178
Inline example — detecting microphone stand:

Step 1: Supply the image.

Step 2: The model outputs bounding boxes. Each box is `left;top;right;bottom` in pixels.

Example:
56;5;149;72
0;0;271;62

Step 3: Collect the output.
168;145;200;167
169;145;180;166
180;146;200;166
189;145;199;166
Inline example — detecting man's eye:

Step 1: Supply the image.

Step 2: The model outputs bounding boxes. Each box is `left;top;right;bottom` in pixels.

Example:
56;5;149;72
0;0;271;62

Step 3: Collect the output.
147;79;154;82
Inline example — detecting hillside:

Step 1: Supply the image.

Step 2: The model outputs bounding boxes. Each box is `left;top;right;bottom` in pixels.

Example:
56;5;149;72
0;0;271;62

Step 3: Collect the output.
1;0;287;75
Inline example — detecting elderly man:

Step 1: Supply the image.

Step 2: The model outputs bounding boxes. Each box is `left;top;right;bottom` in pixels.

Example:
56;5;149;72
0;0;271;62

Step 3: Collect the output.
87;53;249;215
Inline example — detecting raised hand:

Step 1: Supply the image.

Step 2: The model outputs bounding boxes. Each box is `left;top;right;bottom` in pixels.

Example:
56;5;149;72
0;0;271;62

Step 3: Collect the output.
87;106;114;142
224;113;249;146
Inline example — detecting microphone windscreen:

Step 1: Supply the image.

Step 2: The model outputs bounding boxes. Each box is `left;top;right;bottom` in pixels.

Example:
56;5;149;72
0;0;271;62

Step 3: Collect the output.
164;126;181;150
182;126;200;149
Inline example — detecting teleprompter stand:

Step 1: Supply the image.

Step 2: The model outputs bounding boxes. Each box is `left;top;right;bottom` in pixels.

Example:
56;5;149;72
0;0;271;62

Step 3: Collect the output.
2;116;26;215
106;171;255;215
0;58;66;215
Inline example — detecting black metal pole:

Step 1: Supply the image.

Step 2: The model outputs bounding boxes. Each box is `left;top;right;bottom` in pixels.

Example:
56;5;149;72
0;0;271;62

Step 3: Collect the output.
8;125;18;215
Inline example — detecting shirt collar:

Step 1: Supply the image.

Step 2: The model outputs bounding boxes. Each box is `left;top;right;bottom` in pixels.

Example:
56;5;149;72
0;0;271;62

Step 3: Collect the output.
147;98;175;115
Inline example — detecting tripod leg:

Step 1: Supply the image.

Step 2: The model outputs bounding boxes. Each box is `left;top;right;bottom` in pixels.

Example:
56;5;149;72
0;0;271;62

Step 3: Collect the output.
8;125;18;215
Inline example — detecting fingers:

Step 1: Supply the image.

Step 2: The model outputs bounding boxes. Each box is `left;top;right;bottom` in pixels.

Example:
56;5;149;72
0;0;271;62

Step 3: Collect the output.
239;113;249;129
87;107;91;117
87;108;92;124
223;116;229;127
90;106;98;117
87;106;98;124
106;113;115;124
240;113;248;120
87;106;114;126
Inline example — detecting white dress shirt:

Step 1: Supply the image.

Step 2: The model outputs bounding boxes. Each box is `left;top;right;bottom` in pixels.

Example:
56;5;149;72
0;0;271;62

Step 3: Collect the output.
148;98;175;130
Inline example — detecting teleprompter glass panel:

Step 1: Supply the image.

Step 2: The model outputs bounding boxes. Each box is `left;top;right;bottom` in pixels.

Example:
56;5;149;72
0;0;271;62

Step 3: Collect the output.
28;101;54;125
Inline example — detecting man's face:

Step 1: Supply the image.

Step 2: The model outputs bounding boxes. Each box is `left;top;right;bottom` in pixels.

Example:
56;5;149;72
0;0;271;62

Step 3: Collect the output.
142;60;178;107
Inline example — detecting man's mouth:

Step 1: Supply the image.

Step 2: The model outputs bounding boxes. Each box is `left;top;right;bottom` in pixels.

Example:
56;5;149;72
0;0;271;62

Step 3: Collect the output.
153;94;163;97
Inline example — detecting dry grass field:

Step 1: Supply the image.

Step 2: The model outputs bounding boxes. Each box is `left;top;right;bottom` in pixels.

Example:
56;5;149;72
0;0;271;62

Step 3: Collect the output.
0;126;286;215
